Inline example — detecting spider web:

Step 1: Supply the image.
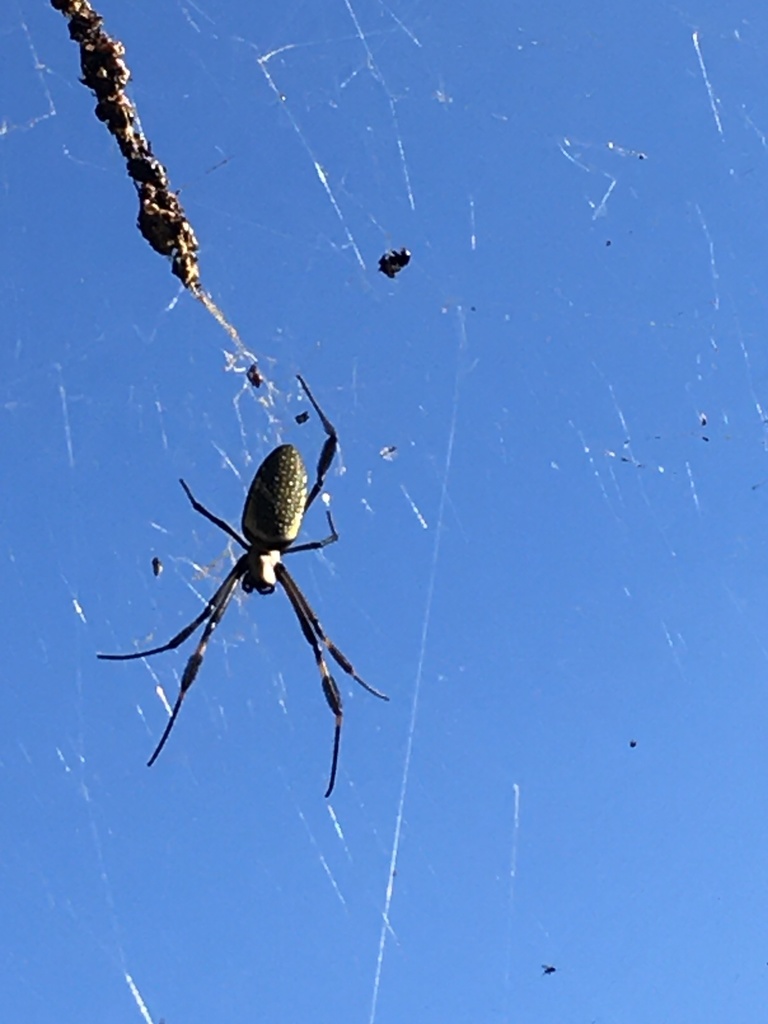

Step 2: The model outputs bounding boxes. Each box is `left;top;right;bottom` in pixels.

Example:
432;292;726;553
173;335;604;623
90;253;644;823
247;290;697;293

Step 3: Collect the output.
4;2;768;1022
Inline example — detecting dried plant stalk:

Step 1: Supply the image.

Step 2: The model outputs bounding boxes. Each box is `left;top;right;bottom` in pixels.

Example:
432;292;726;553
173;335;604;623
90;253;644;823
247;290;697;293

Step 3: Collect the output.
50;0;259;377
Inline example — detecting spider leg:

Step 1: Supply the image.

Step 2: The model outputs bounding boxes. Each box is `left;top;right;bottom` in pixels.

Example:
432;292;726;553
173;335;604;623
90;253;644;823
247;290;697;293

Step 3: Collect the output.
179;479;248;549
296;375;338;512
276;565;343;797
276;563;389;702
97;556;248;661
284;511;339;555
147;563;242;766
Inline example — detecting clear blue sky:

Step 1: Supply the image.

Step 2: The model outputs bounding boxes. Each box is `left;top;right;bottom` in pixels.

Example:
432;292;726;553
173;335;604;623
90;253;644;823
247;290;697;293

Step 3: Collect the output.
3;2;768;1021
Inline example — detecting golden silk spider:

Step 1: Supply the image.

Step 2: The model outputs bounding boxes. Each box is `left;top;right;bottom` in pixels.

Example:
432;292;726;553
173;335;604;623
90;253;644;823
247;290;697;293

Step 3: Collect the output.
98;375;388;796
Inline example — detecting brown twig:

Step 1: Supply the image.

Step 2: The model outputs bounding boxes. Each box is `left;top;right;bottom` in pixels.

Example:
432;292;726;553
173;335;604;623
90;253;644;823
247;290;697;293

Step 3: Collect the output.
50;0;260;378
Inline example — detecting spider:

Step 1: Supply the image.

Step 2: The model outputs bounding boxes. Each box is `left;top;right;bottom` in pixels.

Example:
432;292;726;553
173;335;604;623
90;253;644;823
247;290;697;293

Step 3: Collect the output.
98;375;388;796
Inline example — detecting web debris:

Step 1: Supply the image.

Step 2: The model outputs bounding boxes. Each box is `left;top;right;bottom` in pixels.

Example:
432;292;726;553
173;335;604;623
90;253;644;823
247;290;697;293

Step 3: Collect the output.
56;368;75;468
1;18;57;136
248;42;366;270
378;247;411;278
69;668;158;1024
341;0;416;210
369;310;465;1024
244;0;417;264
124;973;155;1024
694;203;720;312
558;137;618;220
400;484;428;529
502;783;522;1017
469;195;477;250
692;30;724;138
606;140;647;160
50;0;260;377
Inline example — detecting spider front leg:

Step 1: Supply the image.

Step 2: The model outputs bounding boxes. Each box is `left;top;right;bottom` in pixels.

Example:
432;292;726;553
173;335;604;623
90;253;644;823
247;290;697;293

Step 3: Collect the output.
179;479;248;549
296;375;338;512
284;511;339;555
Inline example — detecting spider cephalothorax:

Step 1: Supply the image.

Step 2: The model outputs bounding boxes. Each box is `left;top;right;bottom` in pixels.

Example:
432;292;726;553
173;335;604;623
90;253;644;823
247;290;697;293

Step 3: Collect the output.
98;375;388;796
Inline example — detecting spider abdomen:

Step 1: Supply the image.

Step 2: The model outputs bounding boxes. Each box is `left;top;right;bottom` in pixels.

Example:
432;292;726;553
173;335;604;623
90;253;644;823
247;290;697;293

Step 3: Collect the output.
242;443;308;550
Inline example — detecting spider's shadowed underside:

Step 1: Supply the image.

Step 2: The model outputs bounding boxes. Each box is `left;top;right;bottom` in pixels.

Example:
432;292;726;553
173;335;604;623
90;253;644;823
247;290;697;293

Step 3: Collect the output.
98;375;388;797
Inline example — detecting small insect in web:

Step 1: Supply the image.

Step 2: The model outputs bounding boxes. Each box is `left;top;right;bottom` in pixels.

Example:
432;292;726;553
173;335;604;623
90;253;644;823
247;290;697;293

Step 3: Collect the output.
98;375;389;796
151;556;163;577
246;363;264;388
378;247;411;279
